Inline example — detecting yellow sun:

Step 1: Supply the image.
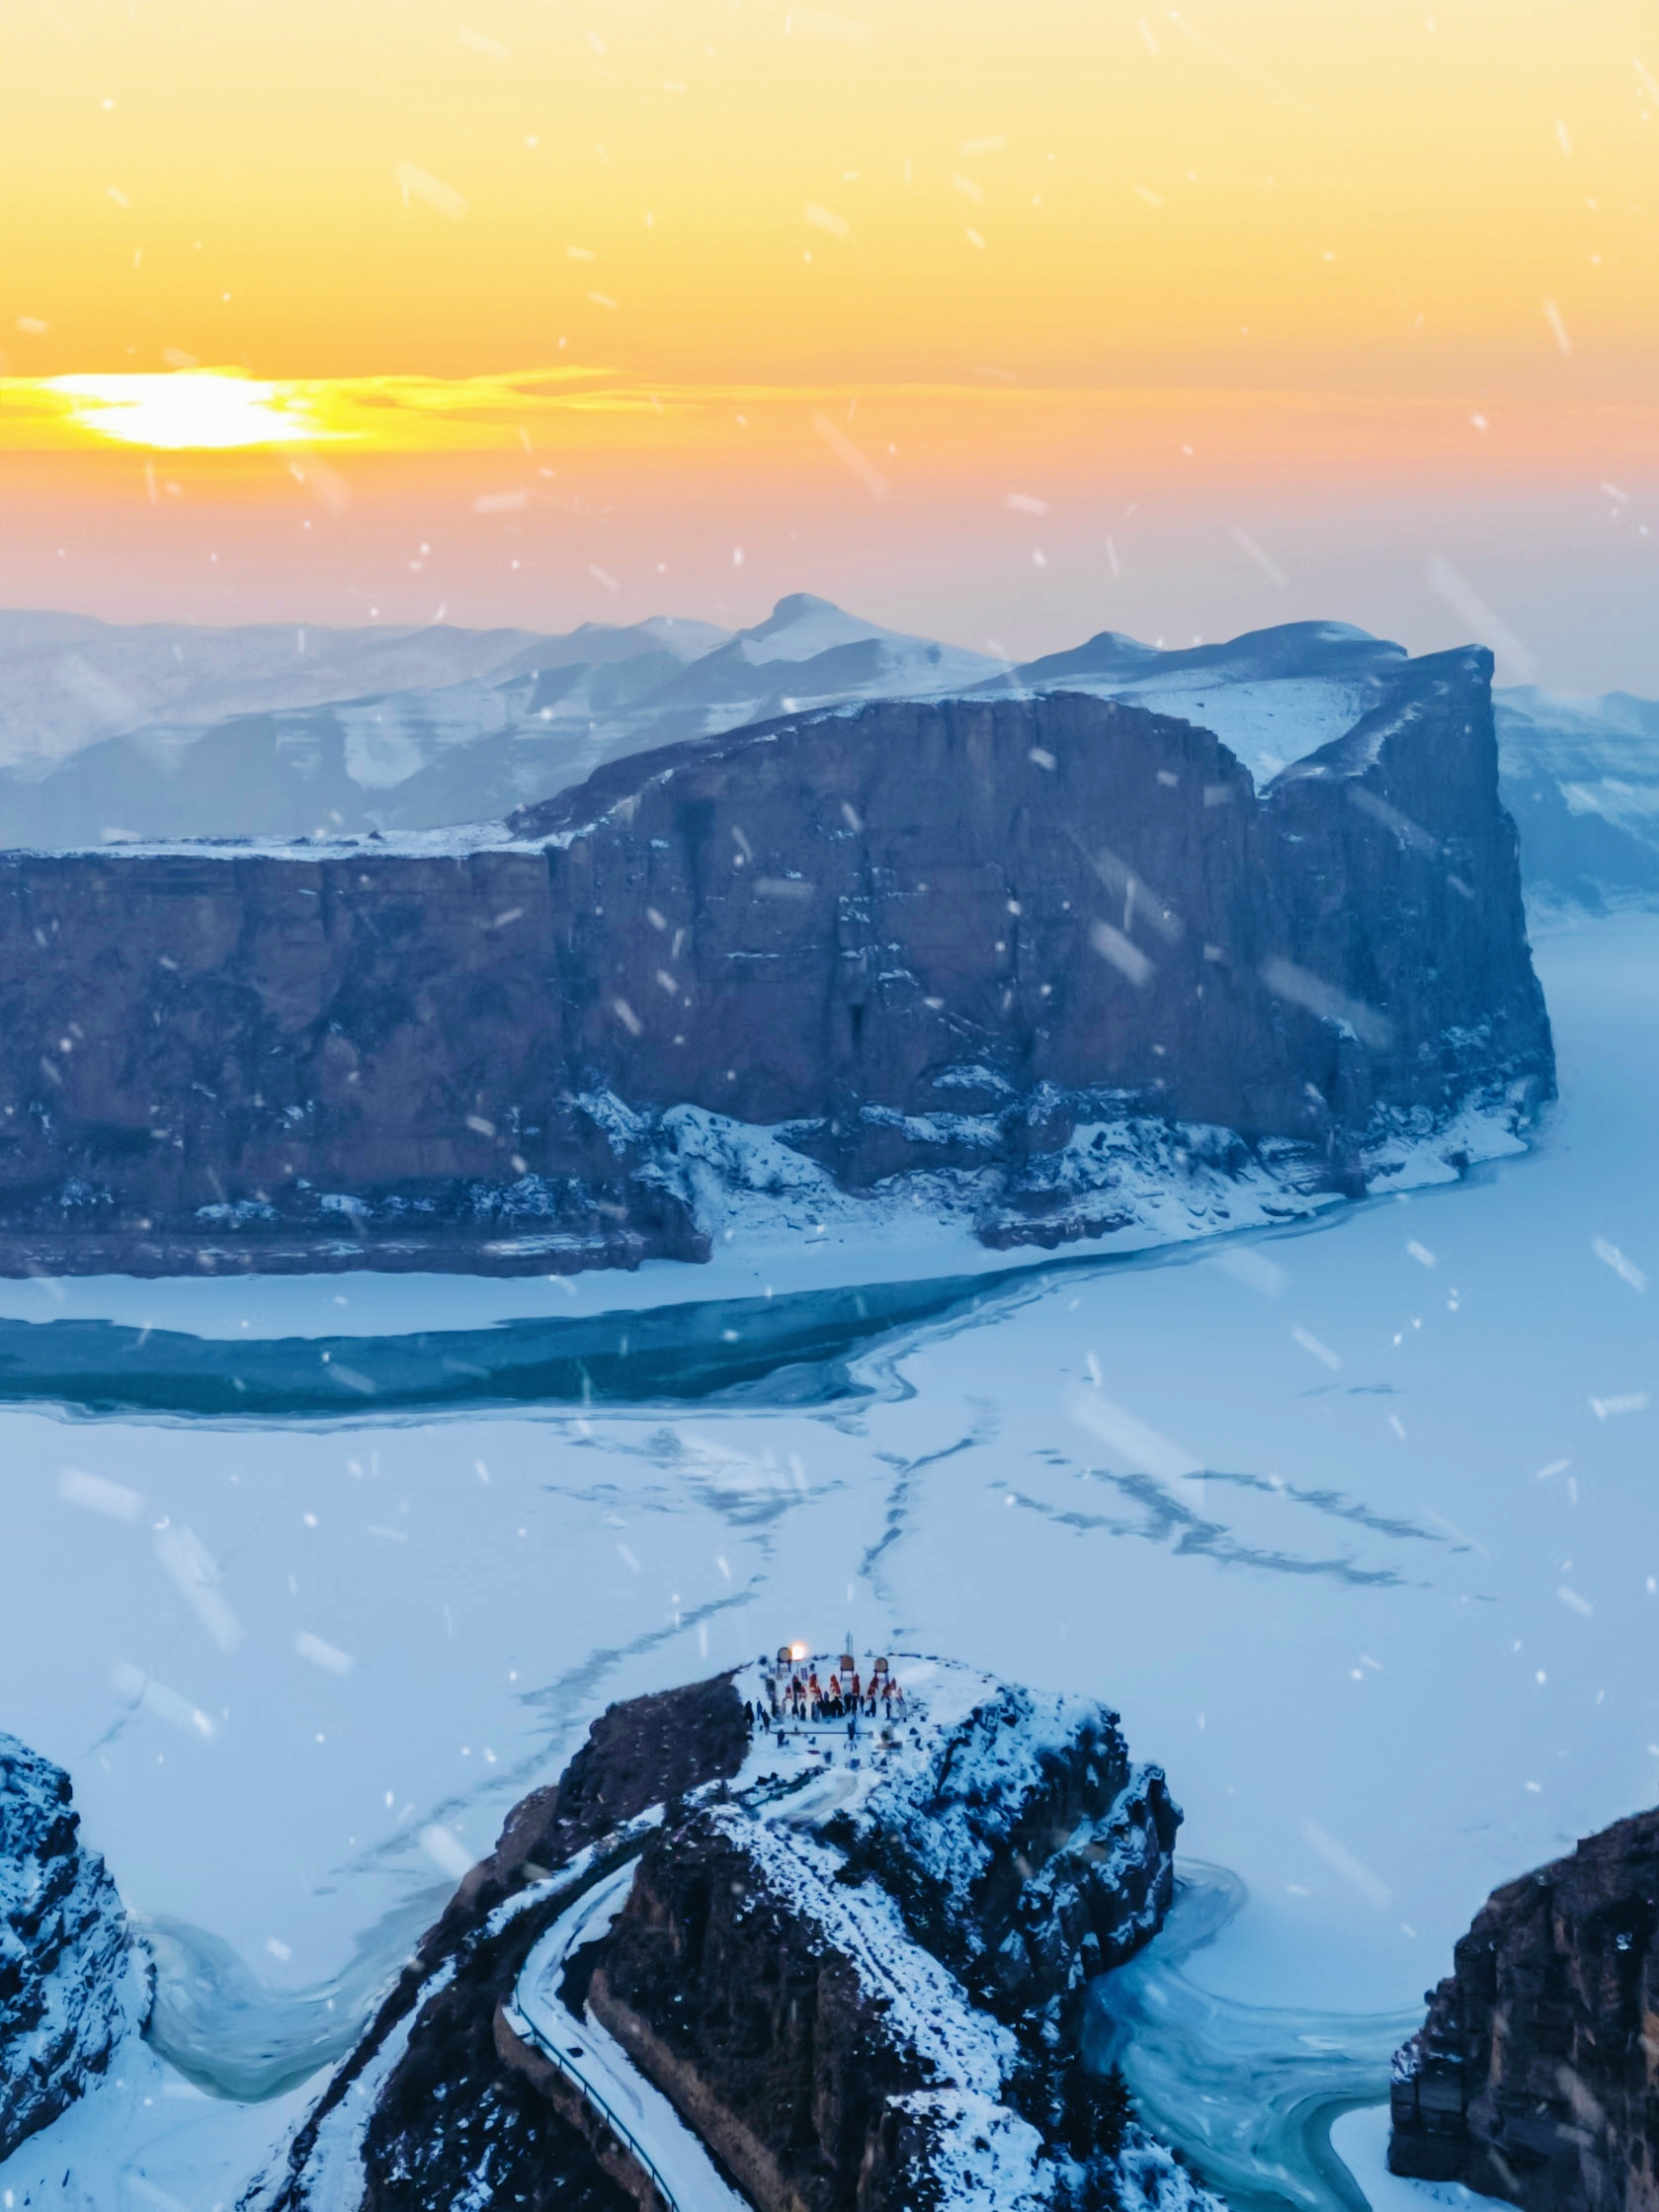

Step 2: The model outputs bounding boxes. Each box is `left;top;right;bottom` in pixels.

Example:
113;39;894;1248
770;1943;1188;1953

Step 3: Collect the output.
43;369;344;451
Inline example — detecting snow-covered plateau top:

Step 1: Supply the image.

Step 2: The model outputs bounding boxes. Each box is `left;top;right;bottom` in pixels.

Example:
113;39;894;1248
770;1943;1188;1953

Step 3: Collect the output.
1078;673;1381;786
724;1652;1126;1878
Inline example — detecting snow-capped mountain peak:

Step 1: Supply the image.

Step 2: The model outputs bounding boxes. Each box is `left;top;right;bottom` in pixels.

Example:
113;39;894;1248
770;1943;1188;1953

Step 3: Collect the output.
728;592;989;676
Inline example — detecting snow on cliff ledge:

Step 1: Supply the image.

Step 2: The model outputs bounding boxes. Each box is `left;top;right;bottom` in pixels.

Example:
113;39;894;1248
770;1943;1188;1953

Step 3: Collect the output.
0;1733;148;2164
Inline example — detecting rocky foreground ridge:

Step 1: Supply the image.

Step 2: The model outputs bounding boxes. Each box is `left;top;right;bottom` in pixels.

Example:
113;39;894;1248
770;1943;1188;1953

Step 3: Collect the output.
245;1659;1210;2212
0;1732;146;2165
1389;1806;1659;2212
0;645;1552;1274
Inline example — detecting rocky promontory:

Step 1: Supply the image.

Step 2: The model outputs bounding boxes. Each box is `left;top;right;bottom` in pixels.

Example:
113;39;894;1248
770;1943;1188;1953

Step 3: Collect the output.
1389;1806;1659;2211
248;1658;1211;2212
0;647;1551;1275
0;1732;147;2165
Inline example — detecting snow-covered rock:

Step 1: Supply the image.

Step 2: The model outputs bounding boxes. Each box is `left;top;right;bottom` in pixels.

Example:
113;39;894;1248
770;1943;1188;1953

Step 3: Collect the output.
568;1656;1197;2210
1494;683;1659;914
0;596;1001;846
0;1732;147;2163
255;1662;1209;2212
1003;619;1409;789
822;1668;1182;2013
0;609;573;772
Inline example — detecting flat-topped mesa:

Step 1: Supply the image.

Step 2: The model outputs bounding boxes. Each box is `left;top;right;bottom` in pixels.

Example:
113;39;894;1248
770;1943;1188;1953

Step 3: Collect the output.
511;654;1547;1150
0;661;1552;1274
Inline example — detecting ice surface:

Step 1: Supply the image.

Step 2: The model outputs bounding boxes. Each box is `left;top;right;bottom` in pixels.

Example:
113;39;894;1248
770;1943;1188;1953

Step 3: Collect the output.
1330;2105;1519;2212
1;916;1656;2208
0;2034;311;2212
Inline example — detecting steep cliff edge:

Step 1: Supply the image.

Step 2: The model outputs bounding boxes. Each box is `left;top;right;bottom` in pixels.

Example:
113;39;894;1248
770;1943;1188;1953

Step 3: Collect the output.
0;1731;148;2164
1389;1806;1659;2212
0;656;1551;1275
579;1662;1193;2212
249;1659;1206;2212
248;1674;750;2212
589;1807;1066;2212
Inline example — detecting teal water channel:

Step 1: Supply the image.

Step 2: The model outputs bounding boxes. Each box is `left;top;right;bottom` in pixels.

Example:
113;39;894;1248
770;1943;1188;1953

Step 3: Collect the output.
1089;1866;1415;2212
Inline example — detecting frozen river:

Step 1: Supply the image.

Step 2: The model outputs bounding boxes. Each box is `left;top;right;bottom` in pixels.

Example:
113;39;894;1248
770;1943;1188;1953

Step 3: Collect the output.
2;913;1655;2208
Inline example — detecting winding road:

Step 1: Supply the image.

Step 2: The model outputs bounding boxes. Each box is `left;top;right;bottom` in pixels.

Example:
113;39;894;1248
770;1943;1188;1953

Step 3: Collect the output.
503;1859;750;2212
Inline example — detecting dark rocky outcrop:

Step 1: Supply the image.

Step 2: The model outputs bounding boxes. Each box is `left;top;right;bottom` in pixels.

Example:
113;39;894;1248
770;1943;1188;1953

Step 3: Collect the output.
826;1681;1179;2020
582;1682;1177;2212
592;1811;931;2212
1389;1807;1659;2212
251;1664;1197;2212
250;1674;749;2212
0;1731;145;2163
0;658;1551;1275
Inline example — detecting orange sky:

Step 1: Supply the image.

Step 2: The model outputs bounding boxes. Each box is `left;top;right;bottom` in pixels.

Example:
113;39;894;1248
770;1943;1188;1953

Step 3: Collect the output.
3;0;1656;387
1;1;1655;683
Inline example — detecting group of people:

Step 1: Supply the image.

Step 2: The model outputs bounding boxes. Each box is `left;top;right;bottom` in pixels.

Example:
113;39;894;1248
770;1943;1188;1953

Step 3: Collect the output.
750;1655;907;1732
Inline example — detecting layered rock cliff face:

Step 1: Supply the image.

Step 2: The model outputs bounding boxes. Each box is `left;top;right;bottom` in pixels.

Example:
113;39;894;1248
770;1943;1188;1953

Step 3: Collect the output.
0;1731;146;2164
579;1671;1186;2212
590;1810;965;2212
1389;1806;1659;2212
252;1662;1202;2212
0;654;1551;1274
252;1675;750;2211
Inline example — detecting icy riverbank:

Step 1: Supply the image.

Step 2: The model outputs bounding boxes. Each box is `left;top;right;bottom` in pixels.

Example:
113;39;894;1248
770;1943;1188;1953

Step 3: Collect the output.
0;916;1654;2208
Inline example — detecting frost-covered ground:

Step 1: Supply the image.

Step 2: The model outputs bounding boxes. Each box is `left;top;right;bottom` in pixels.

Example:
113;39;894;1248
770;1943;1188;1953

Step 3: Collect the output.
1;915;1656;2208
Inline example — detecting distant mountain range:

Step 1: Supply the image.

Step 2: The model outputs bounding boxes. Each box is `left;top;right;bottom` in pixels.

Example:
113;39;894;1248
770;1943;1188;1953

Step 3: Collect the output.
1490;685;1659;913
0;598;1653;911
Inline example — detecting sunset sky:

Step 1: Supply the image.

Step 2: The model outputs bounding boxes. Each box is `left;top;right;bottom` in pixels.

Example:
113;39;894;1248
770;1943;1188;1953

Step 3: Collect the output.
2;0;1655;686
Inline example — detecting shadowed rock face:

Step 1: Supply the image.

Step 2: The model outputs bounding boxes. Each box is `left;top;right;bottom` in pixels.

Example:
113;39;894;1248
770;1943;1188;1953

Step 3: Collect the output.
0;663;1552;1274
517;656;1548;1146
592;1811;930;2212
256;1676;751;2212
1389;1807;1659;2212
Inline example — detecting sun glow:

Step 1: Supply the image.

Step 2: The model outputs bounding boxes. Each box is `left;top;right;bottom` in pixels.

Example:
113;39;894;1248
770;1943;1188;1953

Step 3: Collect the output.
0;367;687;454
42;370;345;451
